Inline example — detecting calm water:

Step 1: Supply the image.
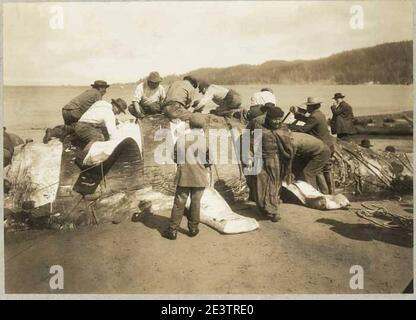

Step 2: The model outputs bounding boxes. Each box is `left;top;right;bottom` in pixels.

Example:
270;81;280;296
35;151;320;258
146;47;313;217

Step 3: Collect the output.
3;84;413;149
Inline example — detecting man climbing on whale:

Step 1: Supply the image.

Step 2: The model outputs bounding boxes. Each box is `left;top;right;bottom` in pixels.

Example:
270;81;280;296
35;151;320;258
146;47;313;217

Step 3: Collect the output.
43;80;110;143
73;98;128;154
193;80;242;117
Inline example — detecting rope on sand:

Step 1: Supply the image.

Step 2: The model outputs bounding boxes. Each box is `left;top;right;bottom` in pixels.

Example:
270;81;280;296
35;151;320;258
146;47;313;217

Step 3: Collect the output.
355;201;413;232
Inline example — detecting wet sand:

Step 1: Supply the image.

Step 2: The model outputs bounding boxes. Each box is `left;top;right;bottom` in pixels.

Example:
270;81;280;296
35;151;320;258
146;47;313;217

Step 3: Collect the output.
5;198;413;294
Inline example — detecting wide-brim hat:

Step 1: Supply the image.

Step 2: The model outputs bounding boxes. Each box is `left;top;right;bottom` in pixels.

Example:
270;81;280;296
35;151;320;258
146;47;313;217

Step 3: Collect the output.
91;80;110;88
111;98;127;114
333;93;345;100
148;71;162;83
359;139;373;148
305;97;322;106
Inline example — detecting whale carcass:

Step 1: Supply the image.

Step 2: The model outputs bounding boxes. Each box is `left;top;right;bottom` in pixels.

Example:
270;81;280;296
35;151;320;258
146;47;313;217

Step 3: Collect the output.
4;120;258;233
4;114;412;231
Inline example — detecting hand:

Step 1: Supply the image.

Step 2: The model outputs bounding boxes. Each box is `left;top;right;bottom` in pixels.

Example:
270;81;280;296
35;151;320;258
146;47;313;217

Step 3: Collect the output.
192;100;201;110
245;158;253;168
289;106;297;113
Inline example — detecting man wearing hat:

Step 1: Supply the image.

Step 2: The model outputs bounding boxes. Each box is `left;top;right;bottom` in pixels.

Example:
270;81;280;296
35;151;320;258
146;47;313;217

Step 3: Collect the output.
246;88;277;121
162;76;199;121
43;80;110;143
130;71;166;118
73;98;127;153
194;80;242;117
62;80;110;125
359;139;373;149
385;145;396;153
162;113;211;240
330;93;356;140
289;97;335;194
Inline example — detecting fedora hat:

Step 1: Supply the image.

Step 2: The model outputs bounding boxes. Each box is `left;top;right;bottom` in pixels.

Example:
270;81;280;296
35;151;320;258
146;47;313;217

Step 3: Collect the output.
333;93;345;100
91;80;110;88
111;98;127;114
359;139;373;148
148;71;162;83
305;97;322;106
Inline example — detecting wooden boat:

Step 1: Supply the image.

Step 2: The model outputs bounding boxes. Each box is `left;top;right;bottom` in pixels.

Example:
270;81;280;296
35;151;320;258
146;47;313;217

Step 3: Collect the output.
353;110;413;136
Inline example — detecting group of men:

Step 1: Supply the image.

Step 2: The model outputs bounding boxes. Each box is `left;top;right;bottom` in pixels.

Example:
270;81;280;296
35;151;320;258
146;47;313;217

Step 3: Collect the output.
41;72;358;240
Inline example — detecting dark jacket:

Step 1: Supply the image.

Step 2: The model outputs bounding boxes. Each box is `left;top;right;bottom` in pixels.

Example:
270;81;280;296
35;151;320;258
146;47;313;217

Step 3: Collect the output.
330;101;356;135
291;109;335;153
3;131;14;167
63;88;102;115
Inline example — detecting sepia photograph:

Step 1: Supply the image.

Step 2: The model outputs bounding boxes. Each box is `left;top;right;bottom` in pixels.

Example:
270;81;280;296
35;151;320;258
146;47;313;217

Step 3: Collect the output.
1;0;414;298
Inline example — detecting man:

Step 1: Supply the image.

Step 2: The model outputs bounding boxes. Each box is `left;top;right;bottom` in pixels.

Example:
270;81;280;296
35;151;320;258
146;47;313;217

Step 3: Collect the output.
330;92;356;140
162;113;210;240
385;145;396;153
73;98;127;153
246;88;277;121
291;132;331;191
129;71;166;118
359;139;373;149
3;128;14;167
62;80;110;125
246;106;294;222
162;76;198;121
289;97;335;194
194;81;242;117
43;80;110;143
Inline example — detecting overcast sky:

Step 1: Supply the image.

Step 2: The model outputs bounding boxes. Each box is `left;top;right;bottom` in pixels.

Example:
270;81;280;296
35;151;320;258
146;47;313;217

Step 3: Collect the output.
3;1;413;85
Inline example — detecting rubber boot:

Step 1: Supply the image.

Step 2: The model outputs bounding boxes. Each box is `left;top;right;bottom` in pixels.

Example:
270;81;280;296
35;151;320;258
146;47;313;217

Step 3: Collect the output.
323;171;335;195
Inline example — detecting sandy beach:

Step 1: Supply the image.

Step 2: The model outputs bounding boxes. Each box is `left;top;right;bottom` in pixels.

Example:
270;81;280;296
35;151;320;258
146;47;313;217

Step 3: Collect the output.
5;195;413;294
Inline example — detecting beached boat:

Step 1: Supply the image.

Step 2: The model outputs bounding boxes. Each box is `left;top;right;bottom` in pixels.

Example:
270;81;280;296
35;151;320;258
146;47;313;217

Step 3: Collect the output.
353;110;413;136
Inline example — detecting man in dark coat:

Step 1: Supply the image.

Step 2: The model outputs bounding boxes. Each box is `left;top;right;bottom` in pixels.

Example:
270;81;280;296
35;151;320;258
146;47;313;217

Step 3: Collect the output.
289;97;335;194
62;80;110;125
162;113;210;240
330;93;356;140
43;80;110;143
3;128;14;167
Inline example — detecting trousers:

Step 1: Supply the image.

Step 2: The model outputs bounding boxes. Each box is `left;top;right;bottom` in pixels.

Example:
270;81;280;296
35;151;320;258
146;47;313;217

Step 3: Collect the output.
169;186;205;231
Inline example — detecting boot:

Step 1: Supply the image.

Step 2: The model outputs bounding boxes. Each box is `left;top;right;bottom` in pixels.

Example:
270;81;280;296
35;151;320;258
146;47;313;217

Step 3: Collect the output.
323;171;335;195
188;228;199;237
187;222;199;237
270;213;281;223
162;228;177;240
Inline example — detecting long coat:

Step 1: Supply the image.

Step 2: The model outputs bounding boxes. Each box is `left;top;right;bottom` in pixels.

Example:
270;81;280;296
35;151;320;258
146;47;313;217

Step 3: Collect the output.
330;101;356;135
174;131;210;188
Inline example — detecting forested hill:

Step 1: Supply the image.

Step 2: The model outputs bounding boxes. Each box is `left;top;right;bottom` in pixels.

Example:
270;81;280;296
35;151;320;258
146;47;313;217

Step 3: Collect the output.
177;41;412;85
